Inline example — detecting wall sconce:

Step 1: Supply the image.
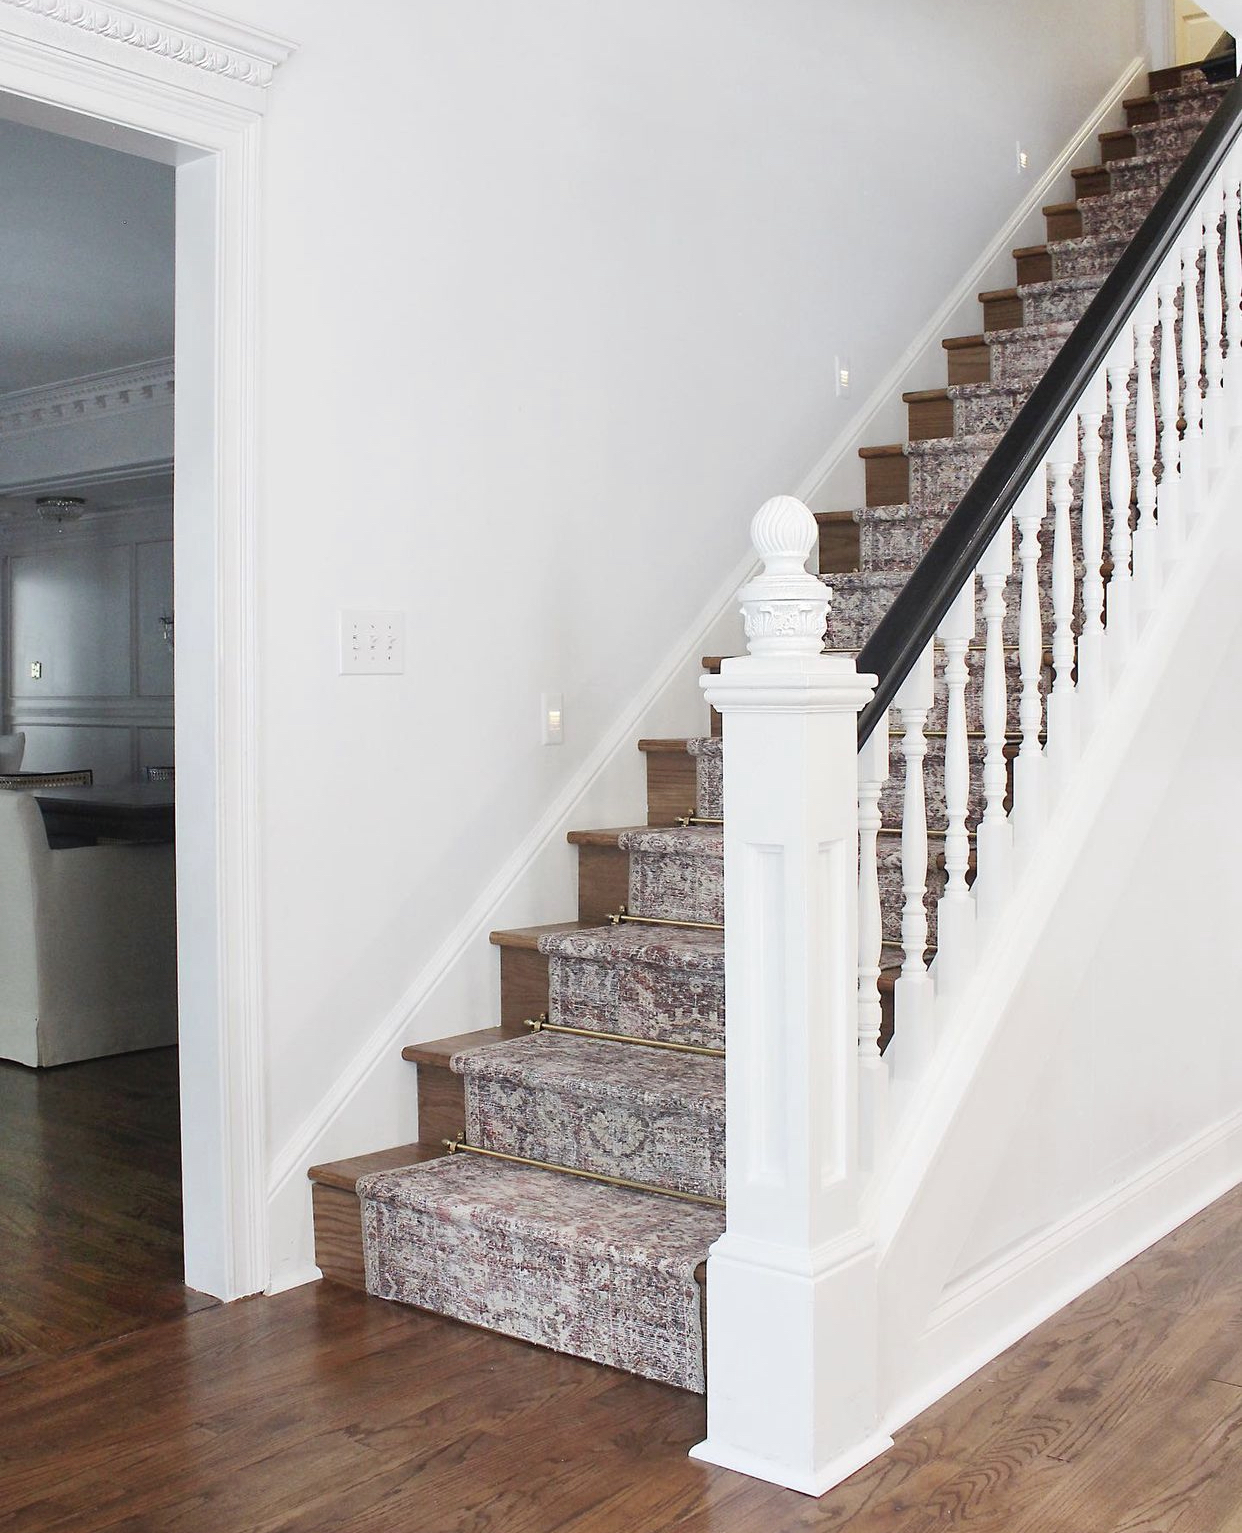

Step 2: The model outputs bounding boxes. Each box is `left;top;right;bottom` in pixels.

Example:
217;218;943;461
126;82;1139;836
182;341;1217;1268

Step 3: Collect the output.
158;610;175;653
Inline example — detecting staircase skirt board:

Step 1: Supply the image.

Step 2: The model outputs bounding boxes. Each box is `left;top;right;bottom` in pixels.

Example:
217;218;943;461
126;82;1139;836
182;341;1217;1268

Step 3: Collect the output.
359;1155;722;1392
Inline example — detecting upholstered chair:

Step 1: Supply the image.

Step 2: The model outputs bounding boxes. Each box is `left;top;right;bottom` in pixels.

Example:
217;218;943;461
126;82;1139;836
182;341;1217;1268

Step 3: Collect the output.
0;791;177;1067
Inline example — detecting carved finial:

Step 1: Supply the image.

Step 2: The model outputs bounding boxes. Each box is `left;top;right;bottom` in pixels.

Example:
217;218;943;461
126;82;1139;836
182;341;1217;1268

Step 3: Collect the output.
738;496;830;658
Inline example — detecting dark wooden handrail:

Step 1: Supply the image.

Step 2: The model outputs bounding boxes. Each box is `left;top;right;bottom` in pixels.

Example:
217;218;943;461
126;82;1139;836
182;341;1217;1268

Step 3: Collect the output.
856;70;1242;746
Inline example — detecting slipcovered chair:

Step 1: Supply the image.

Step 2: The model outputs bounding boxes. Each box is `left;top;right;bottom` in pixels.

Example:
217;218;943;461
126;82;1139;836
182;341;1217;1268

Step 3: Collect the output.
0;791;177;1067
0;732;25;771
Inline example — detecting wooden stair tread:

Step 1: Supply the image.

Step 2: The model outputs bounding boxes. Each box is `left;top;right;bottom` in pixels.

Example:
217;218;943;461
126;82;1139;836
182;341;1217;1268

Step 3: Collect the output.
1042;200;1079;216
638;737;694;754
816;508;855;521
979;285;1020;302
943;333;987;349
308;1142;440;1192
902;386;950;404
489;921;590;950
858;442;905;459
401;1024;524;1068
567;826;648;848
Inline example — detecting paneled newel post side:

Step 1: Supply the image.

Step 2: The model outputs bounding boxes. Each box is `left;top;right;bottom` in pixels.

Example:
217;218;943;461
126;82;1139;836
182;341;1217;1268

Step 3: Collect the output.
691;497;891;1498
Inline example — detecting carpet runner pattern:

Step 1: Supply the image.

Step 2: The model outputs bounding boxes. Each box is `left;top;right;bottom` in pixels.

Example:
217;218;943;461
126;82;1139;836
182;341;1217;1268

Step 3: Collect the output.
358;71;1225;1393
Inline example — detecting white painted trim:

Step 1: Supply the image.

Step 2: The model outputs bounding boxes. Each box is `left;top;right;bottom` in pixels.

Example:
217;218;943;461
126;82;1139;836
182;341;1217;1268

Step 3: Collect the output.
263;54;1154;1236
265;1261;323;1298
0;0;293;98
0;11;281;1298
689;1429;894;1500
886;1108;1242;1436
798;53;1147;513
0;357;173;438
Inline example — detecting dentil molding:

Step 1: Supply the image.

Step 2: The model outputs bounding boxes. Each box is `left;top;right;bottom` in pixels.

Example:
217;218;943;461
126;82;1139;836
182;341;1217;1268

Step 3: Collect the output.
0;357;174;437
0;0;295;92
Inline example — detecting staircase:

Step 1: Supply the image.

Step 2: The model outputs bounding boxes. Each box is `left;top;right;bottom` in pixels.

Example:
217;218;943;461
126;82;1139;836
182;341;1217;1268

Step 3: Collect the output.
308;60;1234;1448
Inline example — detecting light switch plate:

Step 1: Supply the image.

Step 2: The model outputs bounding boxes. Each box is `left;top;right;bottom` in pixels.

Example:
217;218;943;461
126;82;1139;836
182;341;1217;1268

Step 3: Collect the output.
340;610;405;674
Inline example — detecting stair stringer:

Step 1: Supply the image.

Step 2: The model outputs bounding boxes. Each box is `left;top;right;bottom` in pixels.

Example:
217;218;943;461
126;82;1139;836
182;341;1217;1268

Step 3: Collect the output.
862;447;1242;1436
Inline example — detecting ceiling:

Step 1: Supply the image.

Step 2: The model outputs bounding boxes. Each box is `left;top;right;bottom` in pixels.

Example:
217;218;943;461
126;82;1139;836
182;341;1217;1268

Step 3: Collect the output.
0;118;174;396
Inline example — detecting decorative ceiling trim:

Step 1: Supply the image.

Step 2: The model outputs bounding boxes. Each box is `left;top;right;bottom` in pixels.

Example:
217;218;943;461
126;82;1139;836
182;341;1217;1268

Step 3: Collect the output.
0;0;295;91
0;356;174;436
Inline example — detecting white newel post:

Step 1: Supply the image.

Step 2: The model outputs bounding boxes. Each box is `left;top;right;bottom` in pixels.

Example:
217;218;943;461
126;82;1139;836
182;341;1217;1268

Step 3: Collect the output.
693;497;890;1497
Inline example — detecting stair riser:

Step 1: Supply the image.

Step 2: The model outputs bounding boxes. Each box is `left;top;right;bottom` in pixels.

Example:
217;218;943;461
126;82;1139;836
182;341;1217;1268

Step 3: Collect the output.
628;848;723;925
361;1192;708;1391
986;328;1075;385
463;1073;724;1200
547;950;725;1051
1045;237;1129;281
1079;188;1160;240
1133;119;1212;162
695;748;722;821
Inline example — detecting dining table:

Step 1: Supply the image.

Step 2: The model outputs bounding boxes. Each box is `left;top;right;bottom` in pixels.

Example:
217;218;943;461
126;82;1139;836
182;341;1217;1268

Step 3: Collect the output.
34;782;175;846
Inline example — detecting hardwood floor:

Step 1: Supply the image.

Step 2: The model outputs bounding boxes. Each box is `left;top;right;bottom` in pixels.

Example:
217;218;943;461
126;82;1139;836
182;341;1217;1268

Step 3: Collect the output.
4;1182;1242;1530
0;1046;215;1379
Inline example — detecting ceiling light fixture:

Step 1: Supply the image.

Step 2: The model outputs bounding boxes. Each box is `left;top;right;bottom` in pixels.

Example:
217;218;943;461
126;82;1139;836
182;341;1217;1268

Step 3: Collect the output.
36;495;86;527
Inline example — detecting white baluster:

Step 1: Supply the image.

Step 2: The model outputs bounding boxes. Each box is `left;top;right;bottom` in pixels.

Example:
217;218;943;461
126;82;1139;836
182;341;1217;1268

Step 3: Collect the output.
1077;370;1108;734
856;712;888;1172
892;641;935;1076
1180;205;1205;520
1156;255;1184;567
1106;326;1135;671
1132;286;1160;618
935;575;975;1004
975;513;1013;932
1046;412;1080;796
1224;159;1242;431
1012;470;1047;852
1202;178;1226;476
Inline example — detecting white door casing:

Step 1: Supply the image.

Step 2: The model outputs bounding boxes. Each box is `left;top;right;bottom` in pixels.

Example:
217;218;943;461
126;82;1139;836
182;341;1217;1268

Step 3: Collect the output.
0;0;295;1300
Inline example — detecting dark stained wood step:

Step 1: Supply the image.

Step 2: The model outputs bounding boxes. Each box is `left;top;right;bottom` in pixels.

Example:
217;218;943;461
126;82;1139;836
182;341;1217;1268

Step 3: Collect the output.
1099;126;1138;163
1072;163;1111;199
979;286;1023;332
816;507;860;570
309;1142;445;1289
1013;244;1053;285
567;828;637;924
401;1025;524;1069
902;386;954;440
639;738;697;825
490;922;586;1023
859;442;909;507
943;333;991;386
1043;199;1083;241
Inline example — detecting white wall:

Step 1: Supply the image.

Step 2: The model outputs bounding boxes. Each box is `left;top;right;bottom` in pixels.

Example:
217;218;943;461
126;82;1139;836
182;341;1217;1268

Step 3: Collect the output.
192;0;1149;1285
3;507;174;783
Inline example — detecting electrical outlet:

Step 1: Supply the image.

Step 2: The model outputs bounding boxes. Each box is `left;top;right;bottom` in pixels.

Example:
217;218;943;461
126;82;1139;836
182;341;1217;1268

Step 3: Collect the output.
339;611;405;675
541;692;564;745
1016;141;1030;174
835;355;851;398
29;661;41;680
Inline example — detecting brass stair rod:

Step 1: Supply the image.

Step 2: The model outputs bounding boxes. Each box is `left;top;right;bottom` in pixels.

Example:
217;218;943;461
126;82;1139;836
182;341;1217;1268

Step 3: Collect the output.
525;1014;724;1059
608;906;724;933
443;1137;725;1208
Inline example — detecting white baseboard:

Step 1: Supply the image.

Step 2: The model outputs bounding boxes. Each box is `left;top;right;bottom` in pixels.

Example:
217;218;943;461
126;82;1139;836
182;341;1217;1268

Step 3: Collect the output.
885;1108;1242;1436
264;1260;323;1297
690;1427;894;1499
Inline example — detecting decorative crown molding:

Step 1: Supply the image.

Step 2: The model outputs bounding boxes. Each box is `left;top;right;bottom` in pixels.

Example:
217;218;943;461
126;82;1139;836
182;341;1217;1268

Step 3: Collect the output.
0;0;295;91
0;356;174;437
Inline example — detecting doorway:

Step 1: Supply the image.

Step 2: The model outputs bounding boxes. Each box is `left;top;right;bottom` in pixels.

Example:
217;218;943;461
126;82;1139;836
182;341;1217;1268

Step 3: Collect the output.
0;15;280;1303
